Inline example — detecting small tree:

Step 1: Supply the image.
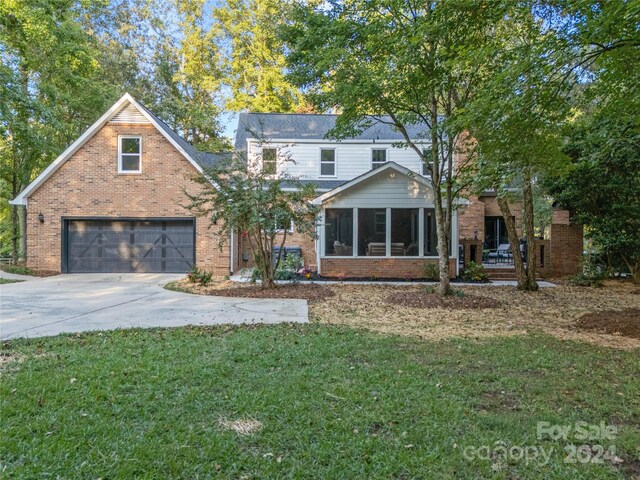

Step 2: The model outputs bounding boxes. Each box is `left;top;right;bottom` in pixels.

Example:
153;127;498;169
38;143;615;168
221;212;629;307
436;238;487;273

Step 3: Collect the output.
186;151;318;289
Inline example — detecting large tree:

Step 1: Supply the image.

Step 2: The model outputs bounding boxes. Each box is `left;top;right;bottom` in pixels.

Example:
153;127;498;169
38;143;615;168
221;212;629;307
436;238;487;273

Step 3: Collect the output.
284;0;506;294
458;6;572;291
548;112;640;283
0;0;115;261
213;0;305;112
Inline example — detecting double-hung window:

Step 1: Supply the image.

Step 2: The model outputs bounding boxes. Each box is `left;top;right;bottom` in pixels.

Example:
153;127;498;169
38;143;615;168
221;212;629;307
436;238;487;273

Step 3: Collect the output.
320;148;336;176
371;148;387;169
118;136;141;173
421;148;434;177
262;148;277;175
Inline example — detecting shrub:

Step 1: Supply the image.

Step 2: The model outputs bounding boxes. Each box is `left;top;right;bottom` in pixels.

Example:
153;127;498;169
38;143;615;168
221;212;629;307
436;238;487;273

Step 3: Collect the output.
1;265;34;276
422;262;439;281
275;254;300;281
461;261;489;283
187;266;213;286
569;256;605;287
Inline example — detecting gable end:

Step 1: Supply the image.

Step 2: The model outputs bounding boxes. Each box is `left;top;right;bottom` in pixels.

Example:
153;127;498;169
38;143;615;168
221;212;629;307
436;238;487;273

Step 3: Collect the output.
109;104;151;124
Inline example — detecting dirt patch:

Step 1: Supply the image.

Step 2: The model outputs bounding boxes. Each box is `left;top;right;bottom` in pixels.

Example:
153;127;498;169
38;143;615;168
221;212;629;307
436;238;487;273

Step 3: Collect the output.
219;418;263;435
310;284;640;350
168;279;334;304
387;291;501;309
621;459;640;479
575;309;640;339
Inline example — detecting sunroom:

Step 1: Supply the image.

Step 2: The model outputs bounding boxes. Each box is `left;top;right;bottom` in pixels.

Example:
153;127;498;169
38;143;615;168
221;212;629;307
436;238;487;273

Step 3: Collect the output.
311;162;460;279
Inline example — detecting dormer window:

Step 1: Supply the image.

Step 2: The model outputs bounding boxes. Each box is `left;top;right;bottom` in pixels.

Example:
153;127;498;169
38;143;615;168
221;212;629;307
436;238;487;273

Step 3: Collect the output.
118;136;141;173
262;148;277;175
371;148;387;169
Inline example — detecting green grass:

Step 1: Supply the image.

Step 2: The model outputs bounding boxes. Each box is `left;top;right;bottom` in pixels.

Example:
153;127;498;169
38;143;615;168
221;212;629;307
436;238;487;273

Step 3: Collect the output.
0;278;24;284
1;326;638;479
0;265;34;276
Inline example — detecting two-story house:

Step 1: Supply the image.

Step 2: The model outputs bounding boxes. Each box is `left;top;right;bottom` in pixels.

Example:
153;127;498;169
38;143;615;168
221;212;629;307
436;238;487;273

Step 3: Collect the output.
14;93;550;278
234;112;474;278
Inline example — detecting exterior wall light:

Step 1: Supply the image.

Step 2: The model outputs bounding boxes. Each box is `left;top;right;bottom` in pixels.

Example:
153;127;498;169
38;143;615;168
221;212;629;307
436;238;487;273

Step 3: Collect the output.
38;212;45;223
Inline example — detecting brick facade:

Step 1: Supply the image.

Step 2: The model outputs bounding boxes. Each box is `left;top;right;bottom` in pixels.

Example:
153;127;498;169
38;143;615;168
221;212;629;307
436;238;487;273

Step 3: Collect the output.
25;123;228;276
234;228;318;272
457;195;523;241
550;221;583;277
321;257;457;279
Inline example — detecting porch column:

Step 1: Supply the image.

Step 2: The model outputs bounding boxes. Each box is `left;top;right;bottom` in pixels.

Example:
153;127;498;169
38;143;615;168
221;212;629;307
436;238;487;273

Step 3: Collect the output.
385;208;391;257
418;207;424;257
352;207;358;257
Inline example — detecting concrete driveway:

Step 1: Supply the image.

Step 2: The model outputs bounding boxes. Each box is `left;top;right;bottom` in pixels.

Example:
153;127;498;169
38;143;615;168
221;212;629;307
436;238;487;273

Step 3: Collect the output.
0;274;308;340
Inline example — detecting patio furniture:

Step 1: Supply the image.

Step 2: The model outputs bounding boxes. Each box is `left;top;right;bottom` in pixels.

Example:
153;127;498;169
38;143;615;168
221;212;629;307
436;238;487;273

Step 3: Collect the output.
367;242;386;256
496;243;513;263
390;243;405;256
333;241;353;256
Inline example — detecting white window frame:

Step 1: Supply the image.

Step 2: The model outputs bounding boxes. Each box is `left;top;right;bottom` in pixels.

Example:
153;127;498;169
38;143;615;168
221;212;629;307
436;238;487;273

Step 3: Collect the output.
421;147;434;177
118;135;142;174
371;147;388;170
262;147;278;175
275;219;295;234
319;147;337;177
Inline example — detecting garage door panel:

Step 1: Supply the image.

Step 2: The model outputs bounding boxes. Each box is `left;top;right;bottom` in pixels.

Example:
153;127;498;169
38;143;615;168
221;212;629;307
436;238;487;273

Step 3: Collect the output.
65;219;194;273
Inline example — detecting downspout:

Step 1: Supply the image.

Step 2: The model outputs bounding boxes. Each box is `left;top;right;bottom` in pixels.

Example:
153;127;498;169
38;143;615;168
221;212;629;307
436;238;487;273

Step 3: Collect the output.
230;227;235;274
316;210;322;275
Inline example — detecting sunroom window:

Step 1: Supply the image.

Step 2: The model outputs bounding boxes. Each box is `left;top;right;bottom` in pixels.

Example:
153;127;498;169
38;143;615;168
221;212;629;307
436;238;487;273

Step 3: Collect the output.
358;208;387;256
324;209;353;256
119;136;141;173
391;209;420;256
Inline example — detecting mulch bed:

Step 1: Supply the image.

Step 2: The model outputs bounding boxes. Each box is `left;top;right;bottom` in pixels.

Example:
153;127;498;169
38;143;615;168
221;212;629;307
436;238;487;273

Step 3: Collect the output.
204;283;335;304
575;309;640;339
385;291;501;309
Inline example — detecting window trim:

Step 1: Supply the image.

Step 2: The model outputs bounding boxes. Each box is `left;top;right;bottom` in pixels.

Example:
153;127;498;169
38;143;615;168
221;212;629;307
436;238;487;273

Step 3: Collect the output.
262;147;278;175
371;147;388;170
421;148;434;177
275;219;295;234
118;135;142;174
319;147;337;178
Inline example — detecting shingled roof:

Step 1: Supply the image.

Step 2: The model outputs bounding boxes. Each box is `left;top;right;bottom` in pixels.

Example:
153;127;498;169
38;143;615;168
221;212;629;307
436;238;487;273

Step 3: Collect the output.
234;113;431;151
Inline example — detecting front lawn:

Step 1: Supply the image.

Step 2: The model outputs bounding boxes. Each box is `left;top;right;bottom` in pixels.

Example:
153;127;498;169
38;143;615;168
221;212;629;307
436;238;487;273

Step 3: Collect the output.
0;278;24;284
2;326;638;479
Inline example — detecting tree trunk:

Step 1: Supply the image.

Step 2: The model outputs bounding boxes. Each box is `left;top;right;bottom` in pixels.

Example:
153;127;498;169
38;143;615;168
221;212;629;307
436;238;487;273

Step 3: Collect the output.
497;196;528;289
430;96;450;296
11;204;18;264
522;171;539;291
18;205;27;262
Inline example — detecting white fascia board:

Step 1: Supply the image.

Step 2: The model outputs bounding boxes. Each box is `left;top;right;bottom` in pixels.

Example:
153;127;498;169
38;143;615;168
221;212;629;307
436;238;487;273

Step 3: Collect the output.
125;95;204;176
10;94;133;205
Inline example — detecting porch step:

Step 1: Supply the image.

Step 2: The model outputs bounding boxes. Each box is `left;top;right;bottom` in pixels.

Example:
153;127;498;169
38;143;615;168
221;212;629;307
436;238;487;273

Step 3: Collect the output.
483;268;542;280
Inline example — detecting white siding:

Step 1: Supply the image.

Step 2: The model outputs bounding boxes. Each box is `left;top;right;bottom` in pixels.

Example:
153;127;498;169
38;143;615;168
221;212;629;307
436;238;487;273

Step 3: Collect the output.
109;104;150;124
324;169;434;208
247;140;430;180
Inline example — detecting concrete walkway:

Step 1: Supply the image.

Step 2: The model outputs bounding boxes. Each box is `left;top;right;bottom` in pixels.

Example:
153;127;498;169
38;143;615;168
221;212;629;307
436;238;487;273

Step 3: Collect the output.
0;274;308;340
